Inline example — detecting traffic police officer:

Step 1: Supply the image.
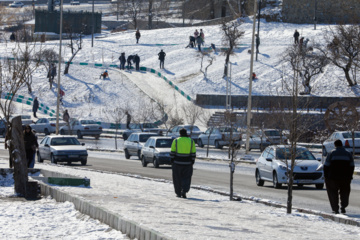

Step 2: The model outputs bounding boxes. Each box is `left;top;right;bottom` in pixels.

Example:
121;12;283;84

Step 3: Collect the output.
170;128;196;198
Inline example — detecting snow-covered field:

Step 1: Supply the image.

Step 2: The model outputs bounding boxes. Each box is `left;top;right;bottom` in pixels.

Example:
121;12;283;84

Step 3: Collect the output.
0;17;358;125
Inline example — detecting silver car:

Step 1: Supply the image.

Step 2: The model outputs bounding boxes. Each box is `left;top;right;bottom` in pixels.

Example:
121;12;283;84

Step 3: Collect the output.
141;136;173;168
37;135;88;165
242;134;271;152
167;125;202;143
123;132;159;159
60;119;102;139
322;131;360;155
197;127;241;149
255;145;324;189
30;117;66;135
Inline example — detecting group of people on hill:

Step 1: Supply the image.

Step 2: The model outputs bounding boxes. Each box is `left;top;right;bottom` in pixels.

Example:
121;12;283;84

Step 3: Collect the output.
118;50;167;70
293;29;310;50
186;29;205;51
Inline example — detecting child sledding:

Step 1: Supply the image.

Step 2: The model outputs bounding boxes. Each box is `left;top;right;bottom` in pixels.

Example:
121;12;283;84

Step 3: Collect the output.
100;70;109;79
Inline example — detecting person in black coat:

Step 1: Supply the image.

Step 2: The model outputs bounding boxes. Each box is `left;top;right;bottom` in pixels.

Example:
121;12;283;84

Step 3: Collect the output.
32;97;39;118
23;125;38;168
119;52;126;70
127;55;134;69
10;32;16;42
133;54;140;71
293;30;300;44
135;29;141;44
158;50;166;69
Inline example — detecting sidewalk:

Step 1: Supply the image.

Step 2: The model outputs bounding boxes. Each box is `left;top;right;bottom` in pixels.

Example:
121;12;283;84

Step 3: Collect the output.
1;159;359;240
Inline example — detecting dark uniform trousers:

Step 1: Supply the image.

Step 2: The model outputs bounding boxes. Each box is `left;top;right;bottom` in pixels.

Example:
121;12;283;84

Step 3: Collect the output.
325;178;351;212
172;163;193;196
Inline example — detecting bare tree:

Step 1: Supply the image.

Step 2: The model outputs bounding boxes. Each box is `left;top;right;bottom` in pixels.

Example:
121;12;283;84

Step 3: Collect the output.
221;20;244;77
199;52;215;81
324;25;360;87
103;106;127;149
63;25;83;74
181;102;202;136
122;0;145;30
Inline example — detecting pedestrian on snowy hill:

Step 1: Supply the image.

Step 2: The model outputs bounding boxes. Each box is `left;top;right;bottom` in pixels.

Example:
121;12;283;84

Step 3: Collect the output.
127;55;134;70
293;30;299;44
125;111;131;129
255;34;260;53
299;37;304;50
158;49;166;69
196;36;203;52
194;29;199;38
200;29;205;46
135;29;141;44
63;109;70;124
133;54;140;71
119;52;126;70
32;97;39;118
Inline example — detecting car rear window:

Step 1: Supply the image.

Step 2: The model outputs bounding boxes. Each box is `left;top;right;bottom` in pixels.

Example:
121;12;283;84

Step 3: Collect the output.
276;148;315;160
265;130;281;136
139;134;156;142
342;132;360;138
156;139;173;148
184;126;200;131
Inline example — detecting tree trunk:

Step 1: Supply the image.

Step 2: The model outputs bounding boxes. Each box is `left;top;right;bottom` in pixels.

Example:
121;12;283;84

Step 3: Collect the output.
344;68;355;86
11;116;28;197
148;0;153;29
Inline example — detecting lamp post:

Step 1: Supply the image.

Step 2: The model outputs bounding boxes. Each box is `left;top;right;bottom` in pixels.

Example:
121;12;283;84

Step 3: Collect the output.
56;0;64;134
256;0;261;61
245;0;257;154
91;0;94;47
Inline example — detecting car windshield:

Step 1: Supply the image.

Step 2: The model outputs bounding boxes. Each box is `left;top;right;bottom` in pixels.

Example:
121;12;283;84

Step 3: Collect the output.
342;132;360;138
143;123;156;128
139;134;155;142
155;139;173;148
276;148;315;160
51;137;80;146
80;120;96;124
265;130;281;136
49;118;57;121
184;126;200;131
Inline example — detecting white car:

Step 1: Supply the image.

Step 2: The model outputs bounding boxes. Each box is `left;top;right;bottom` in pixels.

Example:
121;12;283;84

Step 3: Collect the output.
167;125;202;143
123;132;159;159
30;117;66;135
197;127;241;149
255;145;324;189
141;136;173;168
122;123;164;140
9;1;24;8
241;133;271;152
254;129;287;145
59;119;102;139
37;135;88;165
322;131;360;155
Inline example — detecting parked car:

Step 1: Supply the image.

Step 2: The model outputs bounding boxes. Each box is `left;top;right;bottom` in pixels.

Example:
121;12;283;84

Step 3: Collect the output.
197;127;241;149
9;1;24;8
254;129;287;145
123;132;159;159
10;115;33;126
37;135;88;165
54;0;60;6
0;119;7;137
70;0;80;5
122;123;164;140
241;134;271;151
59;119;102;139
255;145;324;189
30;117;66;135
167;125;202;143
140;136;173;168
322;131;360;155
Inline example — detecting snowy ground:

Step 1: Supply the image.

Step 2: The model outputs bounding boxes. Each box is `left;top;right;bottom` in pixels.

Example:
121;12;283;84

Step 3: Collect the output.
1;158;359;240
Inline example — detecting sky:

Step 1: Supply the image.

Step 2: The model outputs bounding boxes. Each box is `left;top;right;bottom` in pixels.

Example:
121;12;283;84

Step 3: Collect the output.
1;158;360;239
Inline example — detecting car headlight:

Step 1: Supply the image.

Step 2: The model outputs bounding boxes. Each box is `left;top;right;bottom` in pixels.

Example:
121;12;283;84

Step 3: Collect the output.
279;165;288;171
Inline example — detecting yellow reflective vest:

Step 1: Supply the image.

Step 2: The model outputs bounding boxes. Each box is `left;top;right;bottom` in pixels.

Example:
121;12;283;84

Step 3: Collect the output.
170;137;196;164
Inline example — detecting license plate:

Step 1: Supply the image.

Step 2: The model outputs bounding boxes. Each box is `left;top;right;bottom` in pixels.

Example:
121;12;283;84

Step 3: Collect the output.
297;180;312;184
69;155;78;158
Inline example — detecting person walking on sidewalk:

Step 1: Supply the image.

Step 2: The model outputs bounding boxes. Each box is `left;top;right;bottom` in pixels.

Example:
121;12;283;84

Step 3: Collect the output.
32;97;39;118
170;128;196;198
158;49;166;69
324;139;355;214
23;125;38;168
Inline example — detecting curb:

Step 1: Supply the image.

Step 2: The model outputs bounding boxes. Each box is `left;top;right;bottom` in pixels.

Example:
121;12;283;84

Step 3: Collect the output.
38;181;171;240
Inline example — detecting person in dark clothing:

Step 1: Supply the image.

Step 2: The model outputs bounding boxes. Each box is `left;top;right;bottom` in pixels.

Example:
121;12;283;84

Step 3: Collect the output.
158;50;166;69
125;111;131;129
170;128;196;198
23;125;38;168
293;30;300;44
196;36;203;52
63;109;70;123
135;29;141;44
186;36;196;48
133;54;140;71
299;37;304;50
127;55;134;69
10;32;16;42
32;97;39;118
100;70;109;79
48;63;56;88
255;34;260;53
324;139;355;214
119;52;126;70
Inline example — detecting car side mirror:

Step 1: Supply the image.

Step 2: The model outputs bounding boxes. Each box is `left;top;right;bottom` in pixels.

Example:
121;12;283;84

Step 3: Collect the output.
44;144;49;147
266;158;272;162
150;146;154;149
316;158;321;161
134;141;139;143
81;143;85;146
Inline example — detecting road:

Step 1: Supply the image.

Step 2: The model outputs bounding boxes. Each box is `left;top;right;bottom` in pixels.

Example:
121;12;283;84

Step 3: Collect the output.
1;140;359;217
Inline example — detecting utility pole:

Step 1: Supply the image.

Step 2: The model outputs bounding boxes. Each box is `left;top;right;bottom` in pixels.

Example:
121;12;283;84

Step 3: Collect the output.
91;0;94;47
245;0;257;154
256;0;261;61
56;0;64;134
314;0;317;30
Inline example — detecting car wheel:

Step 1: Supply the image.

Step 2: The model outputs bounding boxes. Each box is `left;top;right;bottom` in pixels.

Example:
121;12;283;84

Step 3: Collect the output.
272;172;282;189
37;152;43;163
315;183;324;189
153;157;159;168
124;149;130;159
44;128;50;135
51;154;57;164
215;140;223;149
123;134;128;140
60;129;65;135
81;158;87;166
198;139;204;148
255;169;264;186
141;156;147;167
95;135;100;140
77;130;83;139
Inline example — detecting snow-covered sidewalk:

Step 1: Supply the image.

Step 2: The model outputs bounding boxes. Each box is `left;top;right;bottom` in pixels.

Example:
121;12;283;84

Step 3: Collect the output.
1;159;359;240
